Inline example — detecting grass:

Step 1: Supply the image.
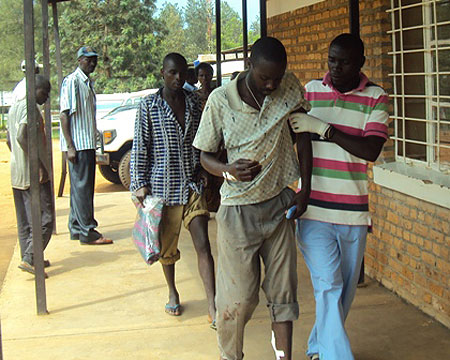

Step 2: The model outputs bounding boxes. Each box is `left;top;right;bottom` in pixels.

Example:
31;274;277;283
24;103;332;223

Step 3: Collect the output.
0;128;60;140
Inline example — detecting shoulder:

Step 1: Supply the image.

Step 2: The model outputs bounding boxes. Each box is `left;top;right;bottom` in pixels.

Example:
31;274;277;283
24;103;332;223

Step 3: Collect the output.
305;79;326;91
140;92;161;109
363;82;388;98
206;86;227;107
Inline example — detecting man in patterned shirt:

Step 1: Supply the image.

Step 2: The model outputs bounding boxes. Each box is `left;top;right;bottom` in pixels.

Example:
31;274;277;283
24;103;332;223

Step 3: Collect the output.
60;46;112;245
130;53;216;323
193;37;312;360
289;34;389;360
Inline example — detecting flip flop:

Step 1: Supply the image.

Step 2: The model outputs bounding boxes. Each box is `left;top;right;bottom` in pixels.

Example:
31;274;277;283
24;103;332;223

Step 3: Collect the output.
80;237;113;245
210;319;217;331
165;303;182;316
310;354;319;360
18;261;48;278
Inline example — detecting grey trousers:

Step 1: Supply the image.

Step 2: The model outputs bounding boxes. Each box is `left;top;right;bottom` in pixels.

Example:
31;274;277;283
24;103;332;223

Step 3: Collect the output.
215;188;299;360
12;181;53;265
68;149;101;242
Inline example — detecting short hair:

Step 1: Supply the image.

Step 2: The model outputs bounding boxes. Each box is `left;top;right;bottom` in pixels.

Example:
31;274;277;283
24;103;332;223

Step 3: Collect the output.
35;74;50;91
250;37;287;66
195;62;214;77
330;33;365;57
163;53;187;68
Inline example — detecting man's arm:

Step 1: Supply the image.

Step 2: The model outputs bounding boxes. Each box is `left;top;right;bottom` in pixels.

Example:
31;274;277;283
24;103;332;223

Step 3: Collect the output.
130;101;153;203
289;113;386;162
287;132;312;218
328;129;386;162
17;122;48;183
17;123;28;153
6;130;11;151
60;110;77;163
200;152;261;182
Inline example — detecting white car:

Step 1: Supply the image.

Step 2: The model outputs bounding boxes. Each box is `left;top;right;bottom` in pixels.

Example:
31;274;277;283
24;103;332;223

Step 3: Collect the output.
96;103;139;189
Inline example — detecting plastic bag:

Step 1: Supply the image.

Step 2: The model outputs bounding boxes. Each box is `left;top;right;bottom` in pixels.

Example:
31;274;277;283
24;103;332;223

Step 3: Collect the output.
131;195;163;265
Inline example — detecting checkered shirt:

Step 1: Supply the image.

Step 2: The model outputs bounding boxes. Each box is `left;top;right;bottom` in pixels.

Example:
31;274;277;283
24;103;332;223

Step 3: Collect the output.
130;89;203;206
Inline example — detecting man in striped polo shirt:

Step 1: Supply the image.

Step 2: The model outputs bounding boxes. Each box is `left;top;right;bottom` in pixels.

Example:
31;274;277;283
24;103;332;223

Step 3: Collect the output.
60;46;112;245
289;34;389;360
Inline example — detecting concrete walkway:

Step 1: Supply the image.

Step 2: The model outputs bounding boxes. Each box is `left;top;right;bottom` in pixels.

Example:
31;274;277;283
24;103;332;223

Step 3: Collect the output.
0;191;449;360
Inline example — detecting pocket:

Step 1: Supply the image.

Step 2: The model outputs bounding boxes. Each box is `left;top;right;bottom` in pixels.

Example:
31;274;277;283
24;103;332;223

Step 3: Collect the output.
281;187;295;208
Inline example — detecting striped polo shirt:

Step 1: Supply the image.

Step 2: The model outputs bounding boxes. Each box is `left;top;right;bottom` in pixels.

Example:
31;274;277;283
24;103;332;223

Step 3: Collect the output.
59;67;97;151
299;72;389;225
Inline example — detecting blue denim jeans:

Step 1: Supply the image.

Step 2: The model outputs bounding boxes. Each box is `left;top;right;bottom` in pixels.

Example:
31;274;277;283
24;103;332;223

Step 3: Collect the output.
297;219;367;360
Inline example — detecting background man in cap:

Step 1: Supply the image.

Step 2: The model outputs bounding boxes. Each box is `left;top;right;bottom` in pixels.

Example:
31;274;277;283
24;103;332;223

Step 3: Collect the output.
59;46;112;245
12;59;41;104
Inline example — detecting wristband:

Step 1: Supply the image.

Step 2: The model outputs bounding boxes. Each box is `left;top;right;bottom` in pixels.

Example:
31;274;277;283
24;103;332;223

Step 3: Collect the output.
222;171;237;182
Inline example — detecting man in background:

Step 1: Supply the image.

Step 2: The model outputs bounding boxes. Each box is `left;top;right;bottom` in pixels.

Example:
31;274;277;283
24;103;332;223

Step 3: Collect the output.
12;59;41;104
60;46;112;245
7;74;53;277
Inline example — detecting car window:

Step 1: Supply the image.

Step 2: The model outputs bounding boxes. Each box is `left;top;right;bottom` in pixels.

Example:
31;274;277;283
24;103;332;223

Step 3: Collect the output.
105;104;139;117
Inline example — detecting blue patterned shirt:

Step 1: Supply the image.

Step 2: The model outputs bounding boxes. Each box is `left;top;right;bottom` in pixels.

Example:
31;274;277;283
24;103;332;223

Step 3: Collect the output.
130;89;203;205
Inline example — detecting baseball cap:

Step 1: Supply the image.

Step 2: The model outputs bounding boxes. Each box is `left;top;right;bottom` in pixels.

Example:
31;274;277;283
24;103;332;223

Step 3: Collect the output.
20;59;41;72
77;46;98;59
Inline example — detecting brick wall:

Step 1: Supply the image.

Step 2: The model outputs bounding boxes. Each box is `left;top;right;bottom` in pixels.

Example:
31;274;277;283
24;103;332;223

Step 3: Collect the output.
268;0;450;327
367;180;450;327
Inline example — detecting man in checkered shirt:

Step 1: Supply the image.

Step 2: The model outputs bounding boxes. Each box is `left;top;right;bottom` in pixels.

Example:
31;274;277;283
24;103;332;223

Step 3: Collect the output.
193;37;312;360
130;53;216;324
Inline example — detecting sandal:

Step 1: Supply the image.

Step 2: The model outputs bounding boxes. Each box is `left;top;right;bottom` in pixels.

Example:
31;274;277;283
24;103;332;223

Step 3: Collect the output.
165;303;182;316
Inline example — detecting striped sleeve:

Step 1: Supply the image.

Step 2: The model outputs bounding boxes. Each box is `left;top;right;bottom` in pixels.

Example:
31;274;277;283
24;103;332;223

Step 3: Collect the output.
59;75;77;115
130;99;152;192
363;89;389;139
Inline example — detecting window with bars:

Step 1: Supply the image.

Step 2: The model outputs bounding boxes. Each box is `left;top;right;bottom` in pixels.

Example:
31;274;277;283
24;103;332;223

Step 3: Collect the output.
388;0;450;173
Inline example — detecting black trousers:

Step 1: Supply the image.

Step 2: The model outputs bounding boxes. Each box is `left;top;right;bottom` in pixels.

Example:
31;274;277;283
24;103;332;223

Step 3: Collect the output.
68;149;101;242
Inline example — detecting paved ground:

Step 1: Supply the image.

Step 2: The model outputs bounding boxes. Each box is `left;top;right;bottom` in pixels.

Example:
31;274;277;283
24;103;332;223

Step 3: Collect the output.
0;140;449;359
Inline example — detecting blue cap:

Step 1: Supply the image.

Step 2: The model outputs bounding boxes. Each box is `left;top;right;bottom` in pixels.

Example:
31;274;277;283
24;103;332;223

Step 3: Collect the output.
77;46;98;59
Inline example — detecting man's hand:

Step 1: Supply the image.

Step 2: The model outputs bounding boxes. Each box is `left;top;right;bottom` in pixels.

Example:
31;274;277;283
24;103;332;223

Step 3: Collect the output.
227;159;262;182
199;169;210;188
39;165;49;184
67;146;77;163
289;113;330;137
135;186;149;205
286;189;310;219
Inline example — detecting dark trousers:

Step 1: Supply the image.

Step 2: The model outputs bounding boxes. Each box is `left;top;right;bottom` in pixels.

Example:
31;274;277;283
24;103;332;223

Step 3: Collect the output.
68;149;101;242
13;181;53;264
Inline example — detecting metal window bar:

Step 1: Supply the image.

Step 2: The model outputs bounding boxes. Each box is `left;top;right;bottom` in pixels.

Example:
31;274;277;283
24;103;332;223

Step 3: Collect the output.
388;0;450;172
387;19;450;34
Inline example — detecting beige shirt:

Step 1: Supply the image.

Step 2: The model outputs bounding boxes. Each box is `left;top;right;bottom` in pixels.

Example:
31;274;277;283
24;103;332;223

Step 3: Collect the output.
193;71;310;205
8;99;49;190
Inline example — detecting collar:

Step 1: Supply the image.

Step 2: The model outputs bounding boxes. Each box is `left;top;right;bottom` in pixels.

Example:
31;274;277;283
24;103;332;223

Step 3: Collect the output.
225;71;276;112
322;71;369;94
149;88;195;111
75;67;90;83
226;72;245;111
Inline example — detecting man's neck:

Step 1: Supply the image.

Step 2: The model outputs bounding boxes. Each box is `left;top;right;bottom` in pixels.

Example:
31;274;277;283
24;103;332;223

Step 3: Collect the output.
162;87;183;102
333;76;360;93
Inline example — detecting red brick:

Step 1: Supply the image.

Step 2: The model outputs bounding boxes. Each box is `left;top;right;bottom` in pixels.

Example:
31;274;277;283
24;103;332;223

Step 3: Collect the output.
407;244;421;258
422;252;436;267
423;292;432;304
429;282;444;297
